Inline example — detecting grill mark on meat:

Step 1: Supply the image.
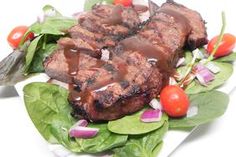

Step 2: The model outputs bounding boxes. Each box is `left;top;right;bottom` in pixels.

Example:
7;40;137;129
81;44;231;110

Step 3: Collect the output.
69;61;129;108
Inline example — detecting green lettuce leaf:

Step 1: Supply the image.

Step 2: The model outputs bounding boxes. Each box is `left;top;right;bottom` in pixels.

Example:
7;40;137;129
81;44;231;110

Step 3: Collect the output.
108;110;168;135
29;43;57;73
215;52;236;62
113;122;168;157
77;123;128;153
169;90;229;129
23;82;81;152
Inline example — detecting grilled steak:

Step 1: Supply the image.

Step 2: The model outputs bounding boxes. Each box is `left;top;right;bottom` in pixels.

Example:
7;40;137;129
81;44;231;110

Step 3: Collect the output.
44;1;208;121
160;1;208;49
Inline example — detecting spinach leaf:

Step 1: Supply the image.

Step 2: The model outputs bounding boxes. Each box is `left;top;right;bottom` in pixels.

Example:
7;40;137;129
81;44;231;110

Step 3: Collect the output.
28;5;77;35
43;5;62;17
30;16;77;35
84;0;114;11
24;35;43;73
113;122;168;157
185;62;233;94
23;82;81;152
152;142;163;157
215;52;236;62
76;123;128;153
29;44;57;73
23;82;127;153
108;110;168;135
169;90;229;129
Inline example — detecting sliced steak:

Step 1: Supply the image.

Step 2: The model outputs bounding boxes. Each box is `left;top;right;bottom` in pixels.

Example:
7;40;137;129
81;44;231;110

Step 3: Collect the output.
160;1;208;49
44;49;102;83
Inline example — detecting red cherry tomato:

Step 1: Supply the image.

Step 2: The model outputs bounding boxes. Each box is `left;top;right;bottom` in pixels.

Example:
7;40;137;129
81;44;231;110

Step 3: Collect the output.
7;25;34;49
160;85;190;117
114;0;132;7
207;33;236;58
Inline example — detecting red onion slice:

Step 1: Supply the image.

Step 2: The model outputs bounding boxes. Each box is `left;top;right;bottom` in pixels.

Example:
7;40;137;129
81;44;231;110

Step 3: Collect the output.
69;126;99;139
195;64;215;86
140;109;162;123
72;119;88;127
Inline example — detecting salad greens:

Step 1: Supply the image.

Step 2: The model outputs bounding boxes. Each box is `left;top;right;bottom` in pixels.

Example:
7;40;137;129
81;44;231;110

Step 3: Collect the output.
76;123;128;153
215;52;236;62
169;90;229;129
113;122;168;157
27;5;77;36
23;82;81;152
24;5;77;74
185;61;233;94
24;35;43;72
29;44;57;73
108;110;168;135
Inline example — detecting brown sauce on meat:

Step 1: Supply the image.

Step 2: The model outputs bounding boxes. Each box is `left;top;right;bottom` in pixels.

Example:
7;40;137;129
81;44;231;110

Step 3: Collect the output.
133;5;149;13
103;5;123;25
65;47;128;107
63;47;82;104
158;8;191;32
64;48;80;76
121;36;171;71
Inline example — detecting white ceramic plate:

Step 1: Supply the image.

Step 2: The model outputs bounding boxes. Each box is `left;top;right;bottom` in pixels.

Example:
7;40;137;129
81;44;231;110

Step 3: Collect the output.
2;0;235;156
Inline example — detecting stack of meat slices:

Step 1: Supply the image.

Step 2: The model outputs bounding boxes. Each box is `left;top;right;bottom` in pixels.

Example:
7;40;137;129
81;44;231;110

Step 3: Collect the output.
44;1;207;122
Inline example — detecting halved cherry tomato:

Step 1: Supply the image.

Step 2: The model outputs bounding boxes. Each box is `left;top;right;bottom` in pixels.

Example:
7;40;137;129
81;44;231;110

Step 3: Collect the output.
207;33;236;58
160;85;189;117
7;25;34;49
114;0;132;7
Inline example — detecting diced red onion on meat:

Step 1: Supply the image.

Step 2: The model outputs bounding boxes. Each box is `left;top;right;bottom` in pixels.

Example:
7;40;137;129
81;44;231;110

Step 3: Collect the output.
149;99;162;110
205;62;221;74
69;126;99;139
195;64;215;86
101;49;110;61
169;77;178;85
176;57;186;67
140;109;162;123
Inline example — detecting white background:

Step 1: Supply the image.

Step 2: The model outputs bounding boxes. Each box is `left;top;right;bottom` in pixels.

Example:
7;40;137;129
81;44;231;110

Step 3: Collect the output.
0;0;236;157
